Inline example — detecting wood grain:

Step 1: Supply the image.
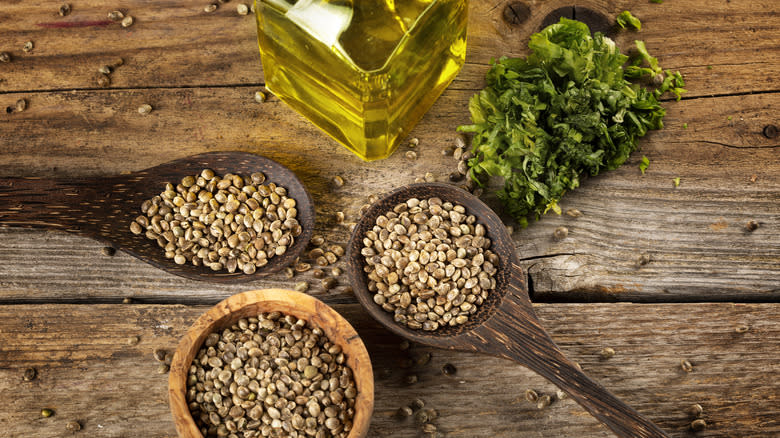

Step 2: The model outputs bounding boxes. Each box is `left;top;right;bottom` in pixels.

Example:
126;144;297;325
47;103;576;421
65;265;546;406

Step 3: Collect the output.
0;302;777;438
0;89;776;302
0;0;778;99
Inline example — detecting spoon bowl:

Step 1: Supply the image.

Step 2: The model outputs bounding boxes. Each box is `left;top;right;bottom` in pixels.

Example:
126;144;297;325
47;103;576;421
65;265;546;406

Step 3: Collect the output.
346;183;668;438
0;152;314;283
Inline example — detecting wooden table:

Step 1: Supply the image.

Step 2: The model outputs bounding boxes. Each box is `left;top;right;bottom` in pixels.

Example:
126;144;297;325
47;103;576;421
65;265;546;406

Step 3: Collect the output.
1;1;778;437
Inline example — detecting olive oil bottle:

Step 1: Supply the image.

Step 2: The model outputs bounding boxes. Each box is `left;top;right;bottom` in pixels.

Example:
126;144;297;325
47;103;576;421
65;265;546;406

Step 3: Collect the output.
256;0;468;161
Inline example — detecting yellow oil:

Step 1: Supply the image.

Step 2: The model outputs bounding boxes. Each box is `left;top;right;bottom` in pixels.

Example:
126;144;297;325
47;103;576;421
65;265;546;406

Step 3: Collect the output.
256;0;468;161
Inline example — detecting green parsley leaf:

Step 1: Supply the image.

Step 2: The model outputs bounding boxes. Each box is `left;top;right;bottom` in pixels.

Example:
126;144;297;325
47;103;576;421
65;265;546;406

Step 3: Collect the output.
639;156;650;175
617;11;642;30
673;177;681;187
459;18;683;225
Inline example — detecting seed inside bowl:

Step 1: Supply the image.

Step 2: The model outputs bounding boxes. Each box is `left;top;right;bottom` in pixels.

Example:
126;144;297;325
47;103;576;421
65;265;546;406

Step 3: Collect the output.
186;312;357;437
361;197;498;331
131;169;302;274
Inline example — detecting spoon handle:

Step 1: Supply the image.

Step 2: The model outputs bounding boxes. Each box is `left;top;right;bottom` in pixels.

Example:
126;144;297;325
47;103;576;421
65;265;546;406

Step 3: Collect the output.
0;177;111;236
475;265;668;438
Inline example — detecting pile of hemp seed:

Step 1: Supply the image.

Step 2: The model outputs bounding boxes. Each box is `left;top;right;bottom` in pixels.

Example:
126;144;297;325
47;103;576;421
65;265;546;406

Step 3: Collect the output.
361;197;498;331
187;312;357;438
130;169;302;274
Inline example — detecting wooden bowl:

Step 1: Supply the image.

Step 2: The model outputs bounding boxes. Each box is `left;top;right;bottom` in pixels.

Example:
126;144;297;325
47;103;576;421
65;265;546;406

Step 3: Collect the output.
169;289;374;438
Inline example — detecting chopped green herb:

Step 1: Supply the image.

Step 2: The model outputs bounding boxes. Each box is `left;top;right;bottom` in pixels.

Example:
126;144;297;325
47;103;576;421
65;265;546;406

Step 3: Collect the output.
673;177;681;187
707;65;713;70
650;0;664;3
639;156;650;175
683;123;688;129
458;18;684;226
617;11;642;31
728;115;733;120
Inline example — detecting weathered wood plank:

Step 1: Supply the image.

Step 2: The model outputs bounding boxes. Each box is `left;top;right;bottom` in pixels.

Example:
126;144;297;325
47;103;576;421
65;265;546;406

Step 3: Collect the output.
0;0;778;97
0;303;777;437
0;88;777;302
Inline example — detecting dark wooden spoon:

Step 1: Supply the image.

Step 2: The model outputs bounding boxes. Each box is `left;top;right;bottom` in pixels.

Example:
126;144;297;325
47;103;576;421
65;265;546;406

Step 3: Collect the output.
346;183;668;438
0;152;314;283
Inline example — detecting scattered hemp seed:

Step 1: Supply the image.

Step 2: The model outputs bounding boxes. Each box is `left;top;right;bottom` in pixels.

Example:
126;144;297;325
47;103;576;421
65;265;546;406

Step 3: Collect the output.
126;335;140;345
335;211;345;223
96;74;110;87
414;177;425;183
0;52;11;63
565;208;582;218
101;246;116;256
331;175;344;187
555;389;568;400
553;226;568;241
413;409;429;424
311;235;326;246
153;348;168;362
285;266;295;279
687;403;703;418
121;16;134;28
295;262;311;272
204;3;218;13
108;10;124;21
408;137;419;148
423;172;435;182
294;281;309;292
536;394;552;409
680;359;694;373
331;266;342;277
449;171;463;182
599;347;616;360
138;104;153;115
734;325;749;334
322;277;337;290
41;408;55;418
65;421;82;432
122;297;133;304
23;367;37;381
254;90;266;103
236;3;249;15
414;352;432;367
441;363;457;376
690;419;707;432
745;220;759;232
398;405;413;417
405;150;417;160
98;65;112;75
441;145;455;156
636;253;651;267
23;41;34;53
455;133;468;149
59;3;72;16
157;363;170;374
422;423;437;433
411;398;425;410
524;389;539;403
15;99;27;112
312;268;325;279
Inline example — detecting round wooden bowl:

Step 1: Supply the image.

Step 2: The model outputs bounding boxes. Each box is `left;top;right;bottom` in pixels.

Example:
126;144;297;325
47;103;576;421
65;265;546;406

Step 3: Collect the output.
169;289;374;438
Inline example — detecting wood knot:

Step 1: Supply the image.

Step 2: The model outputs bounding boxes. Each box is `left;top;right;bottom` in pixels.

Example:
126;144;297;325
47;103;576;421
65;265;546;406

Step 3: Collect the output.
502;2;531;26
762;124;778;139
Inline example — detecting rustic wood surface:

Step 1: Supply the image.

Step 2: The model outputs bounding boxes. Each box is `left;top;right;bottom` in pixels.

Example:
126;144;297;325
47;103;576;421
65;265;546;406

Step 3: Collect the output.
1;0;778;436
0;303;777;437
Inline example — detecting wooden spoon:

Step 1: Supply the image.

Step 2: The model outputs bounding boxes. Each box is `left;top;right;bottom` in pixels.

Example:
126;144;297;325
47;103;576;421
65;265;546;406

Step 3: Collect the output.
169;289;374;437
346;183;668;438
0;152;314;283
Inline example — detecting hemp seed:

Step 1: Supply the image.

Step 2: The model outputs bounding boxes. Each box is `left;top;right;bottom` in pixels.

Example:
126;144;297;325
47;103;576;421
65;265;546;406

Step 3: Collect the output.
65;421;82;432
236;3;249;15
23;41;34;53
108;10;124;21
121;16;134;27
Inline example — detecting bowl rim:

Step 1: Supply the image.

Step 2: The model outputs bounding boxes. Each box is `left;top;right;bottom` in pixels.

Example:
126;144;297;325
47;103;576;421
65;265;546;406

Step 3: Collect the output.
168;289;374;438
